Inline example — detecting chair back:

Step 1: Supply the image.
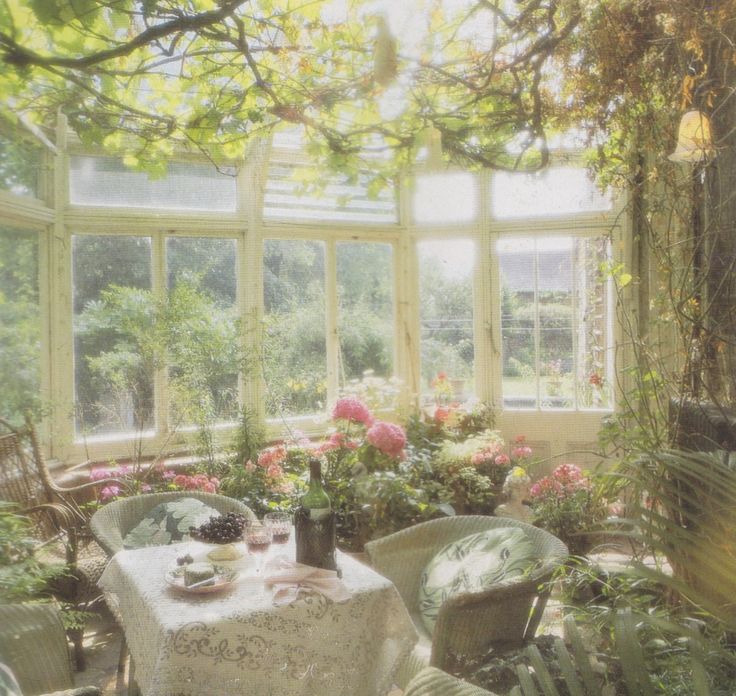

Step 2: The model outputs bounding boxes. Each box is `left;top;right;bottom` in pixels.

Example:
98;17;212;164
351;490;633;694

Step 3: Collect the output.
0;419;59;541
90;491;257;556
0;603;75;695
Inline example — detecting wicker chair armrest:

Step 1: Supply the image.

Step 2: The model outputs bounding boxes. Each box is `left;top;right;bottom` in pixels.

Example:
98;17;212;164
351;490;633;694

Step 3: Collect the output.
48;476;134;497
0;603;75;695
404;667;499;696
45;688;102;696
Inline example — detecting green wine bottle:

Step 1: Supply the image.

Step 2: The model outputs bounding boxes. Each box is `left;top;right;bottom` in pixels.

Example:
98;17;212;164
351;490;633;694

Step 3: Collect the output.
302;458;330;520
295;458;336;570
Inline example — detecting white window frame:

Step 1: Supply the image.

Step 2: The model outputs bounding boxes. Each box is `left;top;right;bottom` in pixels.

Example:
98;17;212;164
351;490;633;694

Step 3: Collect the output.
0;118;630;465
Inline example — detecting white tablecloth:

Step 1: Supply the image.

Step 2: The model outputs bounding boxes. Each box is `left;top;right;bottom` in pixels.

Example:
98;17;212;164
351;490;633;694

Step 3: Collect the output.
99;541;417;696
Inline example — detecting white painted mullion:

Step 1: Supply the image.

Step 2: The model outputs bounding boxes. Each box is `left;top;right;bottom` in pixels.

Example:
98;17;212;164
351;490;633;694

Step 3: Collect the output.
50;114;75;460
241;138;269;426
325;240;339;406
476;169;494;407
534;241;541;409
152;233;168;439
571;240;580;410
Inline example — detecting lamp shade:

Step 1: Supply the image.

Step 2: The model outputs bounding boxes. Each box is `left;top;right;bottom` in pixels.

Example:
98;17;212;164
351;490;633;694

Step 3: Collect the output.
668;110;714;162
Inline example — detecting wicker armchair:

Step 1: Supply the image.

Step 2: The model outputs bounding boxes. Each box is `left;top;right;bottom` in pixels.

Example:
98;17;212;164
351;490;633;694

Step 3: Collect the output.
90;491;257;557
404;667;498;696
0;603;101;696
90;491;257;681
0;415;125;671
365;516;568;678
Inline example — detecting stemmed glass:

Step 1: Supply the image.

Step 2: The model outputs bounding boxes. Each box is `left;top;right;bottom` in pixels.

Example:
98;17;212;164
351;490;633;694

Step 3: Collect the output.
244;522;272;575
264;512;291;546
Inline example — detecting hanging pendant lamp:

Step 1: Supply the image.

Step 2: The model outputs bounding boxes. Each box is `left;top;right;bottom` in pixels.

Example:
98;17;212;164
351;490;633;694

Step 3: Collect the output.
668;110;714;162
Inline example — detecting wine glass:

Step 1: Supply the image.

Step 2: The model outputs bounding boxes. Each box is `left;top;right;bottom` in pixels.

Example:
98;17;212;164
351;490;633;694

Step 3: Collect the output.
264;512;291;546
244;522;272;575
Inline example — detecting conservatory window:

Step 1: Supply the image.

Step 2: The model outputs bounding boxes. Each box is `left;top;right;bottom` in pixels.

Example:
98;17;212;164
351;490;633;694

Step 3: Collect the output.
419;238;476;403
413;173;478;225
166;237;240;426
0;132;43;199
491;166;612;219
336;241;395;382
72;235;154;438
0;225;41;422
498;235;613;410
69;155;237;212
263;160;397;224
263;239;327;418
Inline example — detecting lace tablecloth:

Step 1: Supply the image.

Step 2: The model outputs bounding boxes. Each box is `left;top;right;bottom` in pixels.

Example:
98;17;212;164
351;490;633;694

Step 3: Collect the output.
99;542;417;696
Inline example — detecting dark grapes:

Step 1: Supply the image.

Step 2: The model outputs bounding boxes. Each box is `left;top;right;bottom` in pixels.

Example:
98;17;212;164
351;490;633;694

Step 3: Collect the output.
189;512;247;543
176;553;194;566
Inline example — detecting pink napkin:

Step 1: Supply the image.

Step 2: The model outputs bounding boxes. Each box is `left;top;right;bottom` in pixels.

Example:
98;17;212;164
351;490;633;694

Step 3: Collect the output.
263;556;351;605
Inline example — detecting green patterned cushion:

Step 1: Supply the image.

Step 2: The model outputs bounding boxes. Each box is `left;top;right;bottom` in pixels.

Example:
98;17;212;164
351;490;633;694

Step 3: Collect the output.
418;527;537;635
122;498;219;549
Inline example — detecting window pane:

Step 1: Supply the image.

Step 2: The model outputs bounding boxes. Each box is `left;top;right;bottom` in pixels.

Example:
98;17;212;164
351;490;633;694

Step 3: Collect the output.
499;239;536;408
166;237;239;425
491;167;612;219
413;173;478;225
263;240;326;418
0;132;42;198
419;239;475;402
69;156;237;211
264;161;397;224
499;236;612;410
73;235;154;437
0;226;40;421
337;242;394;383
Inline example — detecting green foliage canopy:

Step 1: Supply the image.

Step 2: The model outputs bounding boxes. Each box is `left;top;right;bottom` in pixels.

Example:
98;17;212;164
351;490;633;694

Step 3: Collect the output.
0;0;583;176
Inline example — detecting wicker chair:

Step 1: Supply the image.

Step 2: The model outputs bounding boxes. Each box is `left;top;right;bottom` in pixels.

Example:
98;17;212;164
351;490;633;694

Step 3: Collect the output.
89;490;257;557
0;603;101;696
0;415;125;671
365;516;569;679
404;667;499;696
90;491;257;683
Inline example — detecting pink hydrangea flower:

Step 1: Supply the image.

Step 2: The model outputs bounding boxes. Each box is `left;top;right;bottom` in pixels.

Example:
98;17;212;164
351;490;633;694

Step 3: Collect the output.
332;397;373;426
512;445;533;459
266;462;284;479
100;485;121;501
494;454;511;466
366;420;406;459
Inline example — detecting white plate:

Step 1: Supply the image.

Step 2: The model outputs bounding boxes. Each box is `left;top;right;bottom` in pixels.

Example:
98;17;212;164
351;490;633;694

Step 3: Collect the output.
165;565;238;594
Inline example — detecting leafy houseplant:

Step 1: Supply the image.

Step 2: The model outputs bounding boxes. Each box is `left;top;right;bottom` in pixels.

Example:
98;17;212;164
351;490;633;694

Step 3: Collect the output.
529;463;607;555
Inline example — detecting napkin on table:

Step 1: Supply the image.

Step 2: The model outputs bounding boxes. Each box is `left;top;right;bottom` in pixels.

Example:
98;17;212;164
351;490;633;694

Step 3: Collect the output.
263;555;351;605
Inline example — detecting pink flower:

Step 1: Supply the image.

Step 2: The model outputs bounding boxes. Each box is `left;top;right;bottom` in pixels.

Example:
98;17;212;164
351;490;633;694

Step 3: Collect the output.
141;484;152;493
257;445;287;468
244;459;256;473
366;420;407;459
494;454;510;466
266;463;284;479
90;468;111;482
274;480;295;495
100;485;121;501
512;445;533;459
470;452;485;466
173;474;189;489
162;470;176;481
203;482;216;493
332;397;373;426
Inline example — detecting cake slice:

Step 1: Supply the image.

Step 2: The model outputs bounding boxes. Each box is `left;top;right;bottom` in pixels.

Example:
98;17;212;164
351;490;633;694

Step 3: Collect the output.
183;562;216;587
